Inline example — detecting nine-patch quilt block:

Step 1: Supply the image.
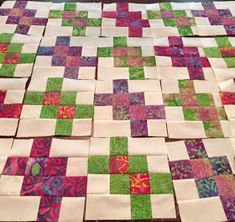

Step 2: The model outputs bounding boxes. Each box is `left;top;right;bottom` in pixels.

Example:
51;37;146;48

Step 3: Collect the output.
33;36;97;80
0;1;51;35
167;138;235;221
18;78;95;137
94;79;167;137
0;137;89;222
86;137;176;220
45;2;102;37
0;33;40;77
162;79;233;138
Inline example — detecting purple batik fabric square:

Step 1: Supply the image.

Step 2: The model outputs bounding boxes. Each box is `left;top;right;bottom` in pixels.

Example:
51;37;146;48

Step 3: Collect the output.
185;139;208;159
113;79;128;94
56;37;70;46
210;156;233;176
32;18;47;26
168;36;183;47
67;47;82;56
145;105;166;119
23;9;36;17
94;94;113;106
6;16;20;24
64;67;79;79
16;24;30;34
220;196;235;221
14;1;27;9
52;56;66;66
129;92;145;105
195;177;219;198
225;25;235;35
130;120;148;137
0;9;10;16
113;105;130;120
79;57;97;67
37;47;54;56
169;160;194;180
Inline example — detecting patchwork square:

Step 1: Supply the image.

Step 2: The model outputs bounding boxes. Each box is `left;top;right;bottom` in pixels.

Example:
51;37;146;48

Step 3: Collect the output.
0;137;89;221
0;33;40;77
94;79;166;137
168;138;235;221
18;78;95;137
45;2;102;36
33;36;97;80
86;137;175;220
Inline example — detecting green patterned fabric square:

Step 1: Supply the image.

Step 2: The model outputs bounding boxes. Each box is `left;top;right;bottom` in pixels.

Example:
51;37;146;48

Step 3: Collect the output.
88;156;109;174
75;105;94;119
40;105;58;119
196;93;214;106
160;2;172;11
24;91;44;105
114;57;128;67
73;27;86;36
163;94;182;106
0;64;16;77
49;10;63;18
224;58;235;68
163;19;176;27
46;78;63;92
178;80;195;93
129;67;145;80
110;174;130;194
174;10;187;17
98;47;112;57
150;173;173;194
203;121;224;137
62;19;75;26
129;156;148;173
0;54;6;63
8;43;23;53
203;48;222;58
144;56;156;66
147;10;161;19
215;37;232;48
183;107;200;120
178;27;193;36
76;11;88;18
55;119;73;136
0;34;13;43
131;195;152;220
87;18;101;27
60;92;77;105
20;53;35;63
110;137;128;156
113;37;127;47
217;107;228;120
64;3;76;11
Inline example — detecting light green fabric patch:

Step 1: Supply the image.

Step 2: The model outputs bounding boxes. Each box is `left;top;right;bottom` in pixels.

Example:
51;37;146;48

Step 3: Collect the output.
24;91;44;105
129;67;145;80
88;156;109;174
40;105;58;119
46;78;63;92
129;155;148;173
110;137;128;156
110;174;130;194
55;119;73;136
150;173;173;194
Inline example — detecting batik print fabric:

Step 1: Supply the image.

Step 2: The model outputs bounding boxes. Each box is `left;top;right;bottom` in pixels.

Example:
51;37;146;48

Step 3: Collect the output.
162;79;233;138
0;1;51;35
167;138;235;222
86;137;176;220
33;36;97;80
18;78;95;137
94;79;167;137
102;2;235;37
98;37;158;80
0;33;40;77
0;137;89;222
0;78;27;136
45;2;102;37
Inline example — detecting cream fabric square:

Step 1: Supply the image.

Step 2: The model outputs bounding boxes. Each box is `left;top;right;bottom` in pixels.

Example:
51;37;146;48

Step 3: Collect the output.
50;139;90;157
98;58;113;68
147;120;167;137
76;92;94;105
173;179;199;201
72;119;92;136
0;196;40;221
10;139;33;157
94;106;113;120
147;155;170;173
90;138;110;155
178;197;227;222
165;107;184;121
128;138;167;155
0;119;18;136
151;194;176;219
87;174;110;194
59;197;85;222
4;90;25;104
167;141;190;161
128;80;161;92
0;78;27;90
0;139;13;156
144;93;163;105
20;105;42;119
0;157;7;175
86;194;131;220
66;158;88;176
0;175;24;196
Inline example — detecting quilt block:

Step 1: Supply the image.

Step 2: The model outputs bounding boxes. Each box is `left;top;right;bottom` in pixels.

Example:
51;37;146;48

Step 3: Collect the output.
0;33;40;77
162;79;233;138
0;78;27;136
0;1;51;35
45;2;102;36
18;78;95;137
94;79;167;137
33;36;97;80
98;37;158;80
0;137;89;222
86;137;176;220
167;138;235;221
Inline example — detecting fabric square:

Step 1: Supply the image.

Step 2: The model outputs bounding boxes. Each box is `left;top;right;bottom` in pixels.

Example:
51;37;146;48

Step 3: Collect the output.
110;137;128;156
130;173;151;194
210;156;233;176
169;160;193;180
110;156;129;174
191;158;214;179
129;155;148;173
88;156;109;174
63;176;87;197
150;173;174;194
3;157;28;176
215;175;235;197
195;177;219;198
185;139;208;159
58;105;76;119
110;174;130;194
